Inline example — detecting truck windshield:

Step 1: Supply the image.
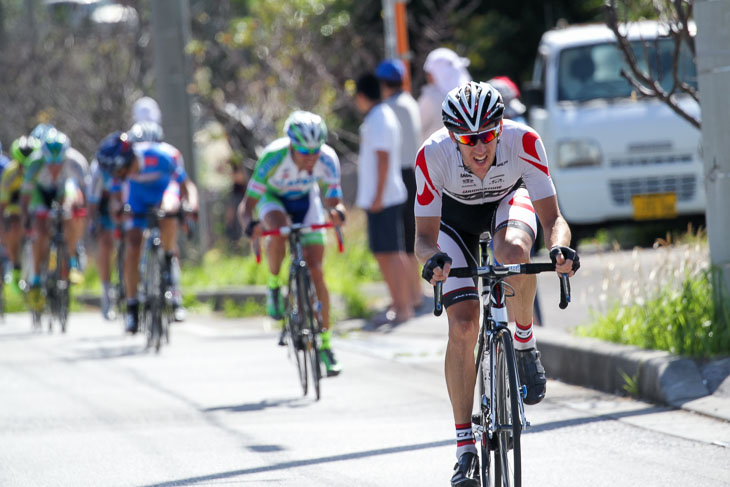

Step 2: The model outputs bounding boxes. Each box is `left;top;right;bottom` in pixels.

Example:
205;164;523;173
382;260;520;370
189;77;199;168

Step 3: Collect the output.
557;38;697;102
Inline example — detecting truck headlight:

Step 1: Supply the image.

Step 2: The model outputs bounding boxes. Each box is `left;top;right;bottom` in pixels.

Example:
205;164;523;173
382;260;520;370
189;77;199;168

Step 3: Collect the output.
556;140;602;168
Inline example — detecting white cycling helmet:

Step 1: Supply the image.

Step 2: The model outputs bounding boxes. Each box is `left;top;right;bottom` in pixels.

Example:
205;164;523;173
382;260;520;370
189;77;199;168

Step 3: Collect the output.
132;96;162;124
284;110;327;150
128;121;164;143
441;81;505;134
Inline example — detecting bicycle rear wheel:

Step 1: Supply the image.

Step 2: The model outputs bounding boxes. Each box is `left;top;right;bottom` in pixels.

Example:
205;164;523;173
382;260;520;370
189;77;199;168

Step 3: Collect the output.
493;330;521;487
301;269;321;401
286;270;308;396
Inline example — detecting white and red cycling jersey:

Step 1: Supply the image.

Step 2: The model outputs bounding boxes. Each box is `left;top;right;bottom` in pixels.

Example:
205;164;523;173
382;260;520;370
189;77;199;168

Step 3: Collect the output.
414;119;557;306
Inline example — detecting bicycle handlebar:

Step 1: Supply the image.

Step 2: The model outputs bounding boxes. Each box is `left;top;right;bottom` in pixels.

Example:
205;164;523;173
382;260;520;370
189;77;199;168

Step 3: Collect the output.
433;263;571;316
254;222;344;263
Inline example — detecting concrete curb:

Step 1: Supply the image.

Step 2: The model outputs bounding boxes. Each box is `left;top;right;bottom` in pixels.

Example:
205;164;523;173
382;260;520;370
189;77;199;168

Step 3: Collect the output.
536;327;710;406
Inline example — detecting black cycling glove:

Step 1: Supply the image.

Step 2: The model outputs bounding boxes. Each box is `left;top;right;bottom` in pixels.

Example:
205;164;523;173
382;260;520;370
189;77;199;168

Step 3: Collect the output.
244;220;260;238
331;207;346;223
549;246;581;272
421;252;453;283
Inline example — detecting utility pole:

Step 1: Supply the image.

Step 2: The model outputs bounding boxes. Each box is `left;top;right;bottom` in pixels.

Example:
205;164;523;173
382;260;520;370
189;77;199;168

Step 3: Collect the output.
150;0;207;253
695;0;730;302
150;0;195;180
382;0;411;91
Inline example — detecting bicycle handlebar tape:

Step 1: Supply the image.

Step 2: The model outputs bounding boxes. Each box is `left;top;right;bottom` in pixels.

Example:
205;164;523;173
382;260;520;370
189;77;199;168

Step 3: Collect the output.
434;281;443;317
558;273;571;309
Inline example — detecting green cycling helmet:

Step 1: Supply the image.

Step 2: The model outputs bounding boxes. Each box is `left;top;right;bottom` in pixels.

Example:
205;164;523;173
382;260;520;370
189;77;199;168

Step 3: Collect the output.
11;136;40;167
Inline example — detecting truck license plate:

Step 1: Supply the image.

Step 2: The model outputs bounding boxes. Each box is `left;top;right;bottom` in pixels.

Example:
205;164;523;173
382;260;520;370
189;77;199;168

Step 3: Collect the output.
632;193;677;220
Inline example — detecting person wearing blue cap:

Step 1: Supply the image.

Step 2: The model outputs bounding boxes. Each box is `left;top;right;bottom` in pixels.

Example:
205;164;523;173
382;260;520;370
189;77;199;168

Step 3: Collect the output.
375;59;425;312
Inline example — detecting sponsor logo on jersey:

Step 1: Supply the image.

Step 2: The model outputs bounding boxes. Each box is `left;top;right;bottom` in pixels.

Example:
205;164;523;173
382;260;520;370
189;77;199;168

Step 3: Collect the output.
519;131;550;176
415;148;439;206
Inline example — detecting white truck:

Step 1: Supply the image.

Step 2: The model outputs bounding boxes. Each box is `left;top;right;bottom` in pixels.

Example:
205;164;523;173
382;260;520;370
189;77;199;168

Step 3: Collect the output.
524;21;703;239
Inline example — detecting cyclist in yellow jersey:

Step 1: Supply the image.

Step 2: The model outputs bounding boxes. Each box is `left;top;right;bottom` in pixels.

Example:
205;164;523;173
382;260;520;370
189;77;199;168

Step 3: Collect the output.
0;136;40;291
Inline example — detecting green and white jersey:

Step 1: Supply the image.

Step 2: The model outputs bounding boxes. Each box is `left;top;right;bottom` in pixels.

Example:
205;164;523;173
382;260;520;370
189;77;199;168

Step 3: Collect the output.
245;138;342;201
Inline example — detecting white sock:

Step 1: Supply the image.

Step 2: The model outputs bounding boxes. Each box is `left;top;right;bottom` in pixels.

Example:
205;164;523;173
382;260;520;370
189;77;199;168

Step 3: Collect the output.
514;320;536;350
455;422;477;458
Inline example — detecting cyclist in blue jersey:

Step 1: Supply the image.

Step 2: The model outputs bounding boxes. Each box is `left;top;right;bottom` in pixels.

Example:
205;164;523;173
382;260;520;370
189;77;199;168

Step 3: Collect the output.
239;111;346;376
95;132;198;334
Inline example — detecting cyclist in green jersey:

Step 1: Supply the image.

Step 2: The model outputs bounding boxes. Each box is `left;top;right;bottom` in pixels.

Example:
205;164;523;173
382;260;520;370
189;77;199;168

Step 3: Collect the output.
0;136;40;291
239;111;346;376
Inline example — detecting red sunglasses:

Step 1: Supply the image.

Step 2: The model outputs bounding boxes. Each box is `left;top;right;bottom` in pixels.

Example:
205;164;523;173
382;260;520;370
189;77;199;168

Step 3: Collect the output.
453;124;502;146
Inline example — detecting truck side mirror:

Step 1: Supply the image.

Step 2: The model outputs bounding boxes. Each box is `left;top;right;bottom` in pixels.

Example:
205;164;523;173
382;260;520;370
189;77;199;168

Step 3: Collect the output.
523;82;544;109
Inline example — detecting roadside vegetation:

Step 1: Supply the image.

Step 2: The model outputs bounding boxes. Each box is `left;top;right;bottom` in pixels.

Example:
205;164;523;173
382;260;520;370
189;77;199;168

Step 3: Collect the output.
578;227;730;358
56;209;381;320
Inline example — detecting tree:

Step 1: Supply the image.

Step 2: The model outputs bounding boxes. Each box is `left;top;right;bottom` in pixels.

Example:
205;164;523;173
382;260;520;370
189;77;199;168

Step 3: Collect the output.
604;0;700;129
0;1;151;157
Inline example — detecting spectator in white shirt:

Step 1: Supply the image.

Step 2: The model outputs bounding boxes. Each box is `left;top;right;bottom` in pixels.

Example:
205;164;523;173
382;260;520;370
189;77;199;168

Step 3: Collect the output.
375;59;426;310
354;73;414;324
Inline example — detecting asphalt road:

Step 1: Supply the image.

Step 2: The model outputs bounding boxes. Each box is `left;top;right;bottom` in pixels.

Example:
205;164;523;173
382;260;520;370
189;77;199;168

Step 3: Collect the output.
1;311;729;486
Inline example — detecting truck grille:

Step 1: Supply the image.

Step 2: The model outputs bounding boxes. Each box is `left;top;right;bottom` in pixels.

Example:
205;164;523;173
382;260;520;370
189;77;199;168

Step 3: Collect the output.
609;175;697;205
609;154;693;167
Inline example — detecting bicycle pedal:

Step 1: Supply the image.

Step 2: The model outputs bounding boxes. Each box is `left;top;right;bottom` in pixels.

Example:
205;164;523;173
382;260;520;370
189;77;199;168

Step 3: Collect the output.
471;413;481;425
520;385;527;399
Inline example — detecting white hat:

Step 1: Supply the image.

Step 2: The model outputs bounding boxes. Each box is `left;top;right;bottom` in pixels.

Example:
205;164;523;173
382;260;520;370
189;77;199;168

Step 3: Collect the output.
423;48;472;95
132;96;162;124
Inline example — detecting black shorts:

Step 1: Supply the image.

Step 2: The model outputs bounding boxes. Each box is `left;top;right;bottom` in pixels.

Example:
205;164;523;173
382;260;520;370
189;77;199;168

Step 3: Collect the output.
401;168;416;254
367;204;405;254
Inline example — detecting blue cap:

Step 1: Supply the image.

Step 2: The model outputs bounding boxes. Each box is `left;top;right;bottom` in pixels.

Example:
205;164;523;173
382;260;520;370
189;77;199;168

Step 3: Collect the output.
375;59;406;83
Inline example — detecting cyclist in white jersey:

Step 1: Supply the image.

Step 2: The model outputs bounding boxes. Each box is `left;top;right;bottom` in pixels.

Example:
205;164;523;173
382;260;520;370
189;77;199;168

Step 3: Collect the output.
239;111;346;377
414;81;580;486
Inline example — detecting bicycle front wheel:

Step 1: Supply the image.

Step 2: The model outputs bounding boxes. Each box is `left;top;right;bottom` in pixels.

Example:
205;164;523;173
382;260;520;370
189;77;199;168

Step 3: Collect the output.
300;269;321;401
143;247;163;352
286;270;308;396
477;344;492;486
493;330;521;487
56;243;69;334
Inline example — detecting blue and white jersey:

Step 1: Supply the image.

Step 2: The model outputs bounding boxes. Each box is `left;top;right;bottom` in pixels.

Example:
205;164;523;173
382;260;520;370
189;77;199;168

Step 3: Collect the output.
126;141;187;193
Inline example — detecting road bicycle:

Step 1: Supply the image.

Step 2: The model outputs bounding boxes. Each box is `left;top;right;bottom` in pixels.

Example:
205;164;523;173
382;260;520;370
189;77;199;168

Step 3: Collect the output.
34;202;81;333
434;232;570;487
136;208;175;353
256;221;343;400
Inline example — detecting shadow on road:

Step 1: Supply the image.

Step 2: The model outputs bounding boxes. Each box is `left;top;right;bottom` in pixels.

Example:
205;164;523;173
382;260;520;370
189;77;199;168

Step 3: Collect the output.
203;398;305;413
527;403;669;435
138;438;453;487
60;344;151;362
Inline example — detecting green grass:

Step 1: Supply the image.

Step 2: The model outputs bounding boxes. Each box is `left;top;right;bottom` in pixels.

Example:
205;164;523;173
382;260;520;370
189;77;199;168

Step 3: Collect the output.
11;210;382;320
577;233;730;358
179;209;381;319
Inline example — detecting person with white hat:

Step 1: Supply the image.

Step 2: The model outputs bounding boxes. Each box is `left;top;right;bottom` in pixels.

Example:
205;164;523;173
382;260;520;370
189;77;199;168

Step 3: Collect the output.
418;48;472;143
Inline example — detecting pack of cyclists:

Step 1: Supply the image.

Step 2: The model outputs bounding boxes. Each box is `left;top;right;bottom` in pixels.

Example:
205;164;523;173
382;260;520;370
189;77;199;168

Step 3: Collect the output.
0;97;199;334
